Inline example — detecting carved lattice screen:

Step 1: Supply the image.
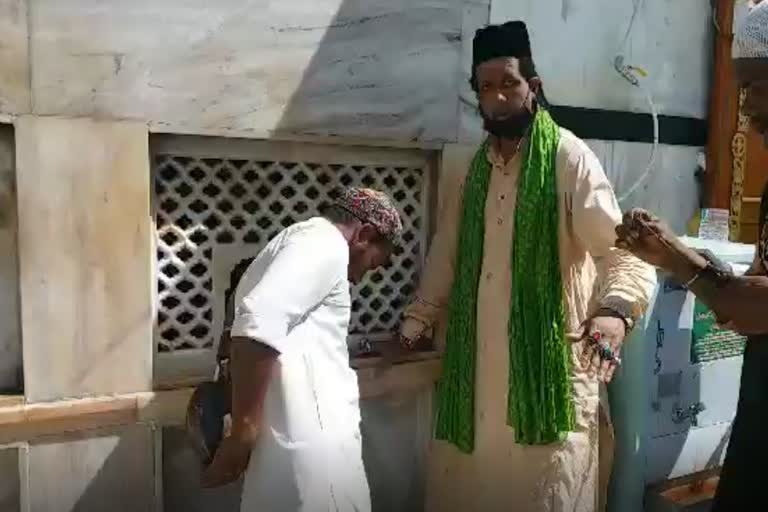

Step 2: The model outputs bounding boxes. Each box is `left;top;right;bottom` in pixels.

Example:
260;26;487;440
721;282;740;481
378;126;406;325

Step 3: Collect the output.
152;137;431;352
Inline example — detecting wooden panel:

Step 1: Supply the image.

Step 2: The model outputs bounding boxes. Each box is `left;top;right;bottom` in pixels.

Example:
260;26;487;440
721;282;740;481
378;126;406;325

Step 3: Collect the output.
736;130;768;244
742;131;768;196
27;425;155;512
739;223;759;244
0;446;20;512
0;1;30;115
15;116;153;402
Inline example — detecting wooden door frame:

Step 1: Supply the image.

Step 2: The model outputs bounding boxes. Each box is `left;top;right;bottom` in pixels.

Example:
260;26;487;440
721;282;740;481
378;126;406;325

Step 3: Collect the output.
705;0;737;212
705;0;760;241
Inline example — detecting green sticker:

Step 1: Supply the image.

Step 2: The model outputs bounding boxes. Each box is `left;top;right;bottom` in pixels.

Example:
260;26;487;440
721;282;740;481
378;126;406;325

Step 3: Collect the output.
691;299;747;363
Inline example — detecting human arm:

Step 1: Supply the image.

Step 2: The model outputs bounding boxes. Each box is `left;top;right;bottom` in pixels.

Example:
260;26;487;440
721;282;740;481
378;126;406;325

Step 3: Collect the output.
202;339;278;488
567;144;657;381
616;208;768;335
202;228;345;486
400;145;472;349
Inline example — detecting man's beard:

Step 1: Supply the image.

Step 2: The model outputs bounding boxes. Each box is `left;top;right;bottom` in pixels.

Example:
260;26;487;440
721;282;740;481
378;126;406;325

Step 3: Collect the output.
481;108;534;139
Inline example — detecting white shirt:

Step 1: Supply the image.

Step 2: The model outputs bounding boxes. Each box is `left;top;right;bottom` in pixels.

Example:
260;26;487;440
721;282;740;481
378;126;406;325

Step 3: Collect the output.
231;217;371;512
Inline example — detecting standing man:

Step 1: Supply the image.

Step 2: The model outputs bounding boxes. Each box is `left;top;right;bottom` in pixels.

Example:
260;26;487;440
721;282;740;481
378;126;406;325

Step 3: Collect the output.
399;21;656;511
616;3;768;510
202;187;402;512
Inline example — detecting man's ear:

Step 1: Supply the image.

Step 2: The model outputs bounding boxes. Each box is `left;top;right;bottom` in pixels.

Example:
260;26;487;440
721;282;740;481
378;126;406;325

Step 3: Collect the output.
528;77;542;97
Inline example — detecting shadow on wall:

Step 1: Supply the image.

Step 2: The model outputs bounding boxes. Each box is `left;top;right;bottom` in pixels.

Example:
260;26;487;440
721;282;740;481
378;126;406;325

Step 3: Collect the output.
0;124;22;394
270;0;461;143
27;426;157;512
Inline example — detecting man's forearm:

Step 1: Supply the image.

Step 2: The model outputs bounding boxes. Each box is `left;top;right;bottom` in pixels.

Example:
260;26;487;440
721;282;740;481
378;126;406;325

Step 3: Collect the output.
229;337;279;442
666;250;768;334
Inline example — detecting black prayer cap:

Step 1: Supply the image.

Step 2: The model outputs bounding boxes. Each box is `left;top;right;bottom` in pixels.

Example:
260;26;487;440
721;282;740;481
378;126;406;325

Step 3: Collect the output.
472;21;532;70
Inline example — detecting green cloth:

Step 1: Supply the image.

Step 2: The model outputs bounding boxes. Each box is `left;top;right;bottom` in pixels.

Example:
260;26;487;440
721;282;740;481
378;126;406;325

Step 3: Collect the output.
435;110;574;452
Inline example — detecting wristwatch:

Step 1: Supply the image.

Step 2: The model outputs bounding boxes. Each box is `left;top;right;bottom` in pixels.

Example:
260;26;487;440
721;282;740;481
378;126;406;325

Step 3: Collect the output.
685;249;733;289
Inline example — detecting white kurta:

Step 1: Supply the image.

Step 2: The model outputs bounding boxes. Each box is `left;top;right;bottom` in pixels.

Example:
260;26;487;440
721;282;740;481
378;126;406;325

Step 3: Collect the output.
231;217;370;512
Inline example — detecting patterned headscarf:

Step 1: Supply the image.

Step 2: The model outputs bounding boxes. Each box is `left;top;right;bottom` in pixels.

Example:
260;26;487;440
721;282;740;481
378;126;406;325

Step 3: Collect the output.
734;1;768;59
334;187;403;243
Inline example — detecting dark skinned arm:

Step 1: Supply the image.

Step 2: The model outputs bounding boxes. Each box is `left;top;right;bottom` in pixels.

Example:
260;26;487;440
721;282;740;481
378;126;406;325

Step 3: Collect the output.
616;208;768;336
229;337;279;442
665;247;768;335
201;337;278;488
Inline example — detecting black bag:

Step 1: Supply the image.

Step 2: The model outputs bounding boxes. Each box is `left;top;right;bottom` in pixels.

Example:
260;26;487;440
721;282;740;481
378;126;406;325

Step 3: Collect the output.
186;369;231;466
186;335;232;466
186;258;251;465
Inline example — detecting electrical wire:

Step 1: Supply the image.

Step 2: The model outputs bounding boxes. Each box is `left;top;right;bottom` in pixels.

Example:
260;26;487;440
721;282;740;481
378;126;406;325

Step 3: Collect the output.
616;84;659;202
613;0;661;205
620;0;644;51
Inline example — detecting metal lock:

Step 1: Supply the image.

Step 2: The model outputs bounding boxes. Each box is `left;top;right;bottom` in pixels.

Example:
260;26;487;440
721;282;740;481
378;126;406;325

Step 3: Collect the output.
672;402;707;426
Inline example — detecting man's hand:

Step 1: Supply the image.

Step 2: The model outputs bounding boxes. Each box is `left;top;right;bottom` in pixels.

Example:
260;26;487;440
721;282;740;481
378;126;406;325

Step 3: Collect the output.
399;317;433;351
569;315;626;383
615;208;684;271
201;434;253;488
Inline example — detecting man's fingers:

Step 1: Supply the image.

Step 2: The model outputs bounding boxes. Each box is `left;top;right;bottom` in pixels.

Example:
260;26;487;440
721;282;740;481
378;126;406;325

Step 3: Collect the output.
602;364;617;384
615;239;631;251
579;341;593;367
587;353;600;379
599;359;612;381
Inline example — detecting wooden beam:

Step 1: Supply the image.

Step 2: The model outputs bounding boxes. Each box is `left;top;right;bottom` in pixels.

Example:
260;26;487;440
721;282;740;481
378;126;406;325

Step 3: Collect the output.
705;0;738;209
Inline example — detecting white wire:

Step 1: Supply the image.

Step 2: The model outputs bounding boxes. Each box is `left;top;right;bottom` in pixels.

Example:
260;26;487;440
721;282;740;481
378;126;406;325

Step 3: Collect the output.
620;0;644;51
613;0;659;205
616;83;659;203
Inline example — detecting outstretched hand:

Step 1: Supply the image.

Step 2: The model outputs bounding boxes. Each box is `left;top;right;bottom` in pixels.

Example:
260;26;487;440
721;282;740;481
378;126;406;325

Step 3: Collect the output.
568;315;626;383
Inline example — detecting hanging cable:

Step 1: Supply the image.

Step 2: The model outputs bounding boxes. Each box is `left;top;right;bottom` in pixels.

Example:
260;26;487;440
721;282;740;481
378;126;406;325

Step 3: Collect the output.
612;0;661;204
617;83;659;202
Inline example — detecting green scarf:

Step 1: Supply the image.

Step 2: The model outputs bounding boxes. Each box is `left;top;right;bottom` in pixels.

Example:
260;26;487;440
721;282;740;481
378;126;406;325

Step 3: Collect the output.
435;110;574;452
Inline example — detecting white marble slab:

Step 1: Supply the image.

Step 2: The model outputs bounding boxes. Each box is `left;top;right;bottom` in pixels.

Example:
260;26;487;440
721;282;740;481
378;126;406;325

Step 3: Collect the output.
490;0;713;119
587;140;701;233
0;0;30;114
28;0;462;142
458;0;490;143
16;116;153;402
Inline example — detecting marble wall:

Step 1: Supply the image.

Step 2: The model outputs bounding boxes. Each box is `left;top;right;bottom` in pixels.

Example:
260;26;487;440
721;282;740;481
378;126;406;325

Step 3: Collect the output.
1;0;462;143
489;0;713;119
0;0;29;116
